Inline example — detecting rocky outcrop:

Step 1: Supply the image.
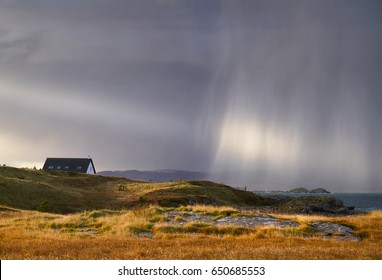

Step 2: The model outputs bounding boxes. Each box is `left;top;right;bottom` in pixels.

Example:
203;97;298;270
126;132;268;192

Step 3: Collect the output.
310;221;360;241
164;211;299;228
212;215;299;228
300;197;356;215
139;209;361;241
264;195;356;215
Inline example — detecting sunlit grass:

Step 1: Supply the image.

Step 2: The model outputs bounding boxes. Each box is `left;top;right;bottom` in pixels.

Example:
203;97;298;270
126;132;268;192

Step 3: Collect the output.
1;167;381;259
177;204;239;215
274;211;382;240
1;205;381;259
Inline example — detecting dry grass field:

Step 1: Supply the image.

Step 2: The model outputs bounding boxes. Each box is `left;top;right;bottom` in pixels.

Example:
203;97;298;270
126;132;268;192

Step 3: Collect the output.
0;205;381;259
1;166;381;259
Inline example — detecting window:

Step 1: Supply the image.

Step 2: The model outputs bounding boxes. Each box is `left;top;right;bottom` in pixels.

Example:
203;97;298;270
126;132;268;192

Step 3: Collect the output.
77;166;82;170
64;166;69;169
48;166;54;169
57;166;61;169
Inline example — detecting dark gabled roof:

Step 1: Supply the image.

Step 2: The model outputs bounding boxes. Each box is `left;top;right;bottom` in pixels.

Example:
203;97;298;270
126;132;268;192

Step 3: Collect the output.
42;158;96;174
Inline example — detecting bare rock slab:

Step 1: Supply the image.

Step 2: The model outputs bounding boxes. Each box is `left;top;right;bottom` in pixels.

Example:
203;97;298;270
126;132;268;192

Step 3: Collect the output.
310;221;360;241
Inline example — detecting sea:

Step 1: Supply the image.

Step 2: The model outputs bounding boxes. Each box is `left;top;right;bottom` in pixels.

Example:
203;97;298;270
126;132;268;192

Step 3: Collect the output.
255;192;382;212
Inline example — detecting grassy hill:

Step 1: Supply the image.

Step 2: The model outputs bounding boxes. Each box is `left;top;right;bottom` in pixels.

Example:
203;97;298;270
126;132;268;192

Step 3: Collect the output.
1;166;381;260
0;166;274;213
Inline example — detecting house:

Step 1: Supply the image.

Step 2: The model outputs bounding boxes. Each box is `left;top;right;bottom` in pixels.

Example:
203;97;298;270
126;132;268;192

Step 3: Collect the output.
42;158;96;174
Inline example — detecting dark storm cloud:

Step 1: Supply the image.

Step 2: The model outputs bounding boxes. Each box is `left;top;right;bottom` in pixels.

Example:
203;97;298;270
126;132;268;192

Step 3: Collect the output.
200;0;382;191
1;0;382;191
0;0;222;171
0;0;221;116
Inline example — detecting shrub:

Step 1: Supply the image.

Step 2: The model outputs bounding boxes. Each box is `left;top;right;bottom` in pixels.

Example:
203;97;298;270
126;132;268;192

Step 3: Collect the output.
37;201;48;212
282;224;315;238
138;196;147;204
127;223;153;236
149;215;168;223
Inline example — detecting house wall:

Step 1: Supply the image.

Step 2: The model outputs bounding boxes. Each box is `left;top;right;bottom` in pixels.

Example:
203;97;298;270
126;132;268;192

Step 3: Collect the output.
86;163;95;174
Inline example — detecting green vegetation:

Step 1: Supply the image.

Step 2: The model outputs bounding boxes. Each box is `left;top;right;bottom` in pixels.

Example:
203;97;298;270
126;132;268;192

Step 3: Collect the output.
0;166;275;214
0;166;128;213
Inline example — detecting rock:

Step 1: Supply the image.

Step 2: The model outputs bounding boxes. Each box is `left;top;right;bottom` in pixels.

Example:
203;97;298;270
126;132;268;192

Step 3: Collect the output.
336;207;351;215
285;196;345;215
164;211;299;228
323;196;344;208
310;221;360;241
302;203;355;215
158;210;361;240
310;205;326;212
212;214;299;228
302;207;312;214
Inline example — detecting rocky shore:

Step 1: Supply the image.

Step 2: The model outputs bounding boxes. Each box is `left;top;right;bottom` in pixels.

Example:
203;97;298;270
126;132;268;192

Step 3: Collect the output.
259;194;357;215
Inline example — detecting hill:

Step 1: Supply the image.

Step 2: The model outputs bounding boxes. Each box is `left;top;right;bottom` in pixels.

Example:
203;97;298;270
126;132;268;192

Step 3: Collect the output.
310;188;330;194
98;169;209;182
289;187;330;194
0;166;274;213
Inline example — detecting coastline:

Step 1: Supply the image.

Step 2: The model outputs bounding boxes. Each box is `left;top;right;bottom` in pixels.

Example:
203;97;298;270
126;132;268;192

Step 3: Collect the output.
255;191;382;212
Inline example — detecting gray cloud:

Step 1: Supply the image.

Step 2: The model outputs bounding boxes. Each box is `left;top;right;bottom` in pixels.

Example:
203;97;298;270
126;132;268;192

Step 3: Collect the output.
0;0;381;191
0;32;42;62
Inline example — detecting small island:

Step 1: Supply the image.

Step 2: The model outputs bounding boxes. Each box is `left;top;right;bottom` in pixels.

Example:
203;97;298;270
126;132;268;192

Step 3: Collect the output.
289;187;331;194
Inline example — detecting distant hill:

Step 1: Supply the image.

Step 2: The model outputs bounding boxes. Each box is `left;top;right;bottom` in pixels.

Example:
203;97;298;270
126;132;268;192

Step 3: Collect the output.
98;169;209;182
310;188;330;194
289;187;330;194
0;166;274;214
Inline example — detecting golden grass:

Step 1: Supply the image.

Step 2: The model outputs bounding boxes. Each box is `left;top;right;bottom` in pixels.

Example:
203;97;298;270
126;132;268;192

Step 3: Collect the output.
1;206;381;260
177;204;238;213
274;211;382;241
1;233;381;260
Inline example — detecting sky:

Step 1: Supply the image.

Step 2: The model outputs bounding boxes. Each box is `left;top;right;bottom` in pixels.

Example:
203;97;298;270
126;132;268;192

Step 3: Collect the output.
1;0;382;192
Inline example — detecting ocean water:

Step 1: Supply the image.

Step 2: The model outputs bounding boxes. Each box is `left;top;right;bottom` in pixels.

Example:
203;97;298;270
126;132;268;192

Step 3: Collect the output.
331;193;382;212
257;192;382;212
